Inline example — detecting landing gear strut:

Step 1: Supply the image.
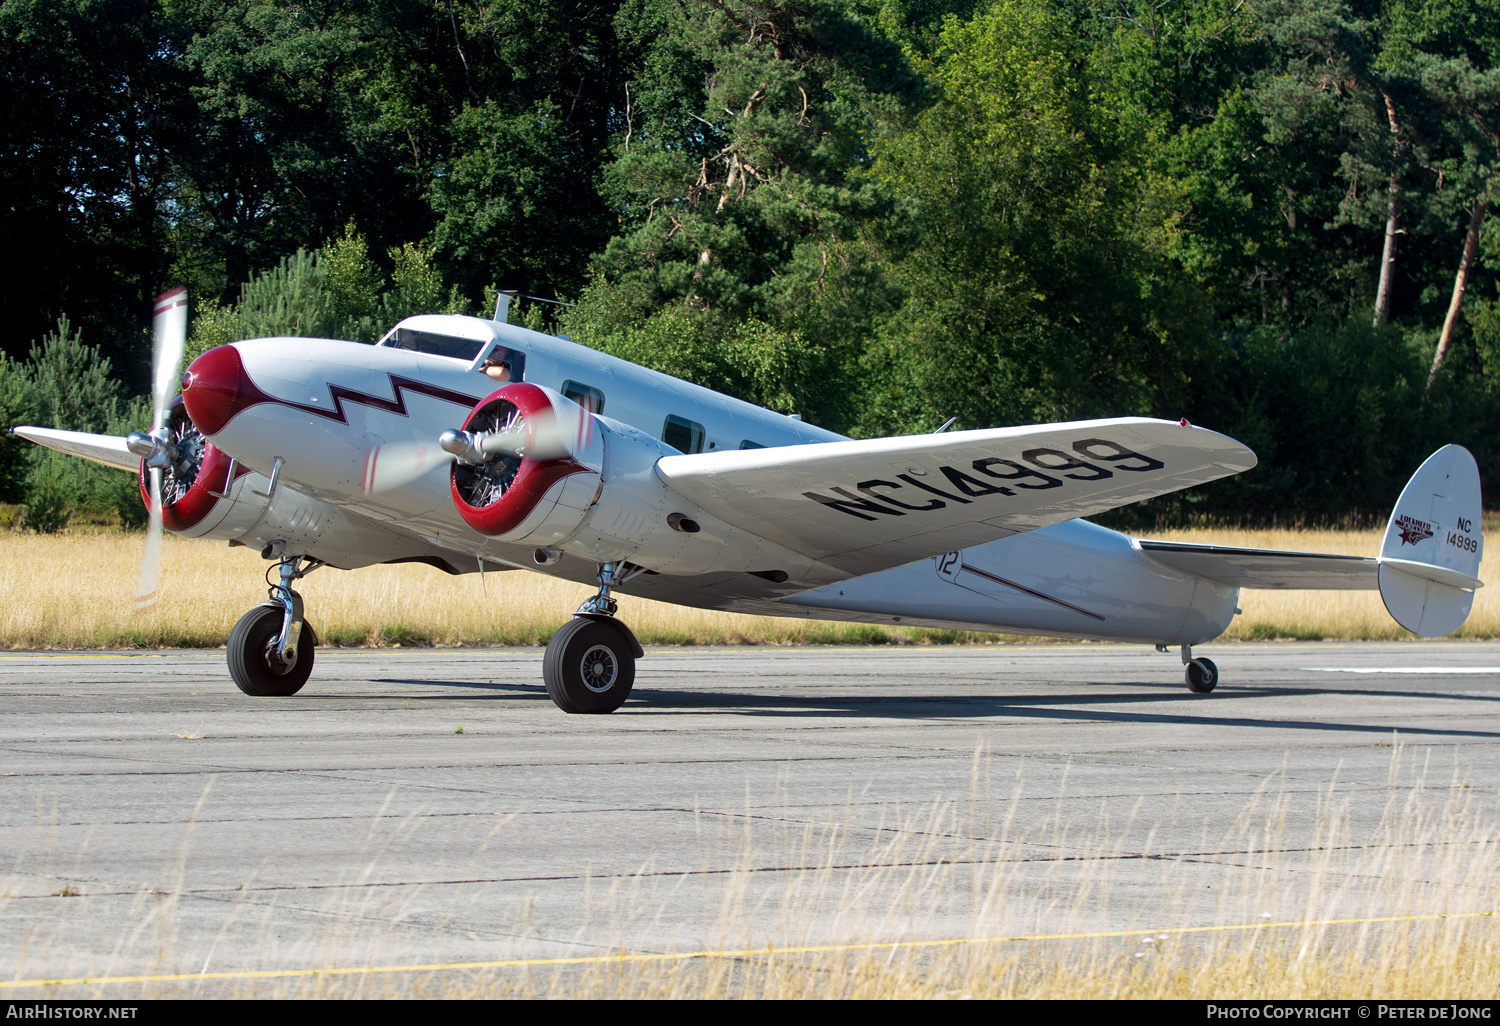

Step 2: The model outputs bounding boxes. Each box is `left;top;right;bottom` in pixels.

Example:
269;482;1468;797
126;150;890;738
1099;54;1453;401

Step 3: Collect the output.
1180;644;1218;694
542;562;645;714
228;554;323;697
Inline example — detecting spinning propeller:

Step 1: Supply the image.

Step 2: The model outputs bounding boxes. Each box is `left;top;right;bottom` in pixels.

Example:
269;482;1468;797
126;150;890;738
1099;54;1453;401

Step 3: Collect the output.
125;287;188;611
360;406;570;495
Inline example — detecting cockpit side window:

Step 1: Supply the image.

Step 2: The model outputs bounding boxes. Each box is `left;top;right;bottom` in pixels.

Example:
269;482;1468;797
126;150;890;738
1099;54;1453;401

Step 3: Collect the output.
477;345;526;383
386;328;488;362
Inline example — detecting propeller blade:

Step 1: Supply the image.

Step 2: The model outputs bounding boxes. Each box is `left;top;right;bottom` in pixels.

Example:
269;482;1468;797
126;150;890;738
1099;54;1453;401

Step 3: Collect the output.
478;424;529;457
360;440;457;495
363;404;585;495
476;412;571;461
150;287;188;432
135;468;164;612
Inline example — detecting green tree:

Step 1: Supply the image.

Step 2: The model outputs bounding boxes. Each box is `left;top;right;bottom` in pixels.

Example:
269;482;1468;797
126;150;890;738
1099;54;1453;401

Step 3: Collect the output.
161;0;635;312
863;1;1213;434
1411;22;1500;386
0;0;191;375
0;352;32;503
185;230;468;362
564;0;923;431
6;317;150;528
570;280;841;419
418;0;631;301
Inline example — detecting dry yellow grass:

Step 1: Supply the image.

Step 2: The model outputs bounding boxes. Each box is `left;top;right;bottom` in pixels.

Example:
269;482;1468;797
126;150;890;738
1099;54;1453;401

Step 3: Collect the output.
0;530;896;649
1;518;1495;648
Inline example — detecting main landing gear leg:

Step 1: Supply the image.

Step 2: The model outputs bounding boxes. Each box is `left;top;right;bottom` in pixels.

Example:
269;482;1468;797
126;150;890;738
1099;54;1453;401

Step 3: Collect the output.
542;561;645;714
1181;644;1218;694
228;553;324;697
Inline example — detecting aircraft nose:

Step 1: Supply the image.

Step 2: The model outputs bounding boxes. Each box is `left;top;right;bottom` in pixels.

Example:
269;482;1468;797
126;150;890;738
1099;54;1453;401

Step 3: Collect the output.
181;344;257;436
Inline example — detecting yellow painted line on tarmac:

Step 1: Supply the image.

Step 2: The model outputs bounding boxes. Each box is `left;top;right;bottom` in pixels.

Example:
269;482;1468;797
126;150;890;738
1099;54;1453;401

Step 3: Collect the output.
3;909;1492;990
0;641;1475;659
0;652;222;659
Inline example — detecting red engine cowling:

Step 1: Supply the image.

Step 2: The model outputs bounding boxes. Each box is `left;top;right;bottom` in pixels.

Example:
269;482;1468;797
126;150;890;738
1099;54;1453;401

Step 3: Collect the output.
450;383;604;543
138;399;251;535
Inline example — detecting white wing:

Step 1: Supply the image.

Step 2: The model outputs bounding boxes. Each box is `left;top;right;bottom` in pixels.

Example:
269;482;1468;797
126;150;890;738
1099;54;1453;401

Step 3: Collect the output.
12;427;140;473
657;417;1256;577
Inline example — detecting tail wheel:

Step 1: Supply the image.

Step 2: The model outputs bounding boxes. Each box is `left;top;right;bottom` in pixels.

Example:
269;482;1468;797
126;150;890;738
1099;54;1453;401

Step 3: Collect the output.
1185;657;1218;693
542;617;635;714
228;604;316;697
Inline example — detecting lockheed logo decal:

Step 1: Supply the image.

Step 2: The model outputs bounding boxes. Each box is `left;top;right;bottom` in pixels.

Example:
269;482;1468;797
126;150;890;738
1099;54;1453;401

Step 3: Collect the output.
1395;515;1434;546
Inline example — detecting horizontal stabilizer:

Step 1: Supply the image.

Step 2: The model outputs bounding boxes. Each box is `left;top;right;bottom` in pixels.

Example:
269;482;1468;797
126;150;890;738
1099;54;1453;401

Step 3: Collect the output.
658;417;1255;577
11;426;140;473
1137;540;1378;590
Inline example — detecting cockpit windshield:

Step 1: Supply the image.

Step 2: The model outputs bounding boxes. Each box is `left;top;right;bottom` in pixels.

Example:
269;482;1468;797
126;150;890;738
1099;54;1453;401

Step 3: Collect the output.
383;327;488;362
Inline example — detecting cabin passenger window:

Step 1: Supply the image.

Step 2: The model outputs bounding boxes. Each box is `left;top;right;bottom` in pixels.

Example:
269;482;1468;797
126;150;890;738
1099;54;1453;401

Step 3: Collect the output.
387;328;488;362
561;380;605;414
662;414;706;454
739;440;766;450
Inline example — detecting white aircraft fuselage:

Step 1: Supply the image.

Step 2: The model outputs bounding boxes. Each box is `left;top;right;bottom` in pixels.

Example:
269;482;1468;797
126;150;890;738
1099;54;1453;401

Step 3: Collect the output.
174;314;1238;647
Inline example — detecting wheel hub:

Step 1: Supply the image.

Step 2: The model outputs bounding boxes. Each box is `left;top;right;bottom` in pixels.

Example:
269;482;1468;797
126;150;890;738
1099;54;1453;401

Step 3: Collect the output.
261;636;296;676
580;644;618;692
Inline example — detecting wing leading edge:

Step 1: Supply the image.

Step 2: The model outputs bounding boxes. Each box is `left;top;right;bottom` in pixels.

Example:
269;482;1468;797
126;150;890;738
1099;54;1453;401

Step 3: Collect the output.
656;417;1256;577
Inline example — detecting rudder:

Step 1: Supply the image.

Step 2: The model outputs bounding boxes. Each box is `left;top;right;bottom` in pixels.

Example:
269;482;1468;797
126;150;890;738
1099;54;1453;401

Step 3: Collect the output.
1377;444;1484;637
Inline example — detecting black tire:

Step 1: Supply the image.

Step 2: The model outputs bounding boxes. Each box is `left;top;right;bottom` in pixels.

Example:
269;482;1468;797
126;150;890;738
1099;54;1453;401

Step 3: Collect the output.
542;617;635;714
1185;657;1218;693
228;605;316;697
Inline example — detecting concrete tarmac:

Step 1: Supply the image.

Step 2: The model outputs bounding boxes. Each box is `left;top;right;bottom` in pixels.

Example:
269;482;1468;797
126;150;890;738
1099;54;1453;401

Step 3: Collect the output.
2;641;1498;988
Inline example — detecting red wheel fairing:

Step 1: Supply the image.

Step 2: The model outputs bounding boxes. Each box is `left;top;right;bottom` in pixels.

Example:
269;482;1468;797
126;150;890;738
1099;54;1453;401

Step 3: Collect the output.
450;383;590;538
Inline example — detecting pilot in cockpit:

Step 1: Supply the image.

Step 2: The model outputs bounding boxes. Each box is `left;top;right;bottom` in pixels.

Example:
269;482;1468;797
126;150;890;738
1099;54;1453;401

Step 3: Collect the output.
480;346;524;382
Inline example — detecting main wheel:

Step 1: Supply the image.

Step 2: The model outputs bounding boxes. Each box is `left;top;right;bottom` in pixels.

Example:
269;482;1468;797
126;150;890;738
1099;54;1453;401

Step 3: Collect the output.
228;605;316;697
1185;657;1218;693
542;617;636;714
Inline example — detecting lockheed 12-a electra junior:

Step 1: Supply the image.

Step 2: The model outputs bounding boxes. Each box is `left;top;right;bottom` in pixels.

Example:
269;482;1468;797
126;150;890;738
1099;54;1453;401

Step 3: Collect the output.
12;289;1486;712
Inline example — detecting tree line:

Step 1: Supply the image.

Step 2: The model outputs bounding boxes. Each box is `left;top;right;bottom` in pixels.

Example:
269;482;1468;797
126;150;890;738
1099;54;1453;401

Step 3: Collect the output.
2;0;1498;529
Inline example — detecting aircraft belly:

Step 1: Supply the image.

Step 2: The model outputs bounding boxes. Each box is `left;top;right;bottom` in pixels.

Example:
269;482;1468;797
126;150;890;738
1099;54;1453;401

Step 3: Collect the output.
781;520;1239;644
